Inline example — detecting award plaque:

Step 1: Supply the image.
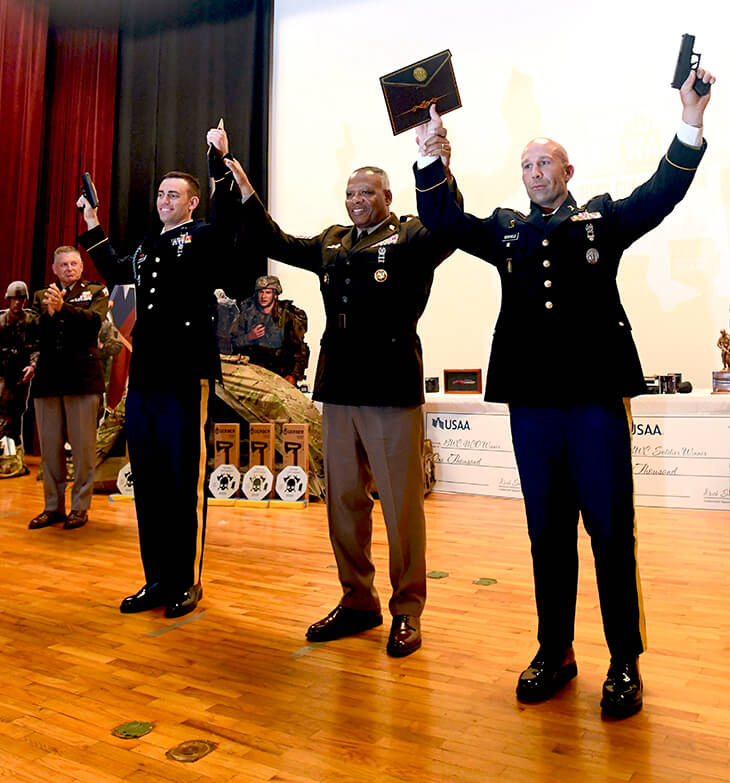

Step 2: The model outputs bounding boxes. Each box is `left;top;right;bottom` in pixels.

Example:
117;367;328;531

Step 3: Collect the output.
380;50;461;135
444;369;482;394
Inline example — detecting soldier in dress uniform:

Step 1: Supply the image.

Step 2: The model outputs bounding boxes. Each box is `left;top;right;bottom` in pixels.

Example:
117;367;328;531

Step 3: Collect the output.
76;126;241;619
29;247;109;530
223;157;460;656
414;68;715;717
230;274;309;384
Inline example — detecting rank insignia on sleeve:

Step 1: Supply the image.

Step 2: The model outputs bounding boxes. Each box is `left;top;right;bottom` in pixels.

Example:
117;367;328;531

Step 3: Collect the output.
570;211;602;221
374;269;388;282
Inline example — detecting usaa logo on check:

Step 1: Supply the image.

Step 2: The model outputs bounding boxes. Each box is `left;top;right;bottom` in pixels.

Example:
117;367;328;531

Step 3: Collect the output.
431;417;471;431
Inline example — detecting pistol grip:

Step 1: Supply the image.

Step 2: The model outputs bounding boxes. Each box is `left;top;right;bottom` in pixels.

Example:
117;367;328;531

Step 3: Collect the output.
693;76;710;96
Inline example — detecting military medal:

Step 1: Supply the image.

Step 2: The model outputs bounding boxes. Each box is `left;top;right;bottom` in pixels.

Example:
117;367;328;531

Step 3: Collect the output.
374;269;388;282
377;246;387;263
586;222;595;242
172;230;192;257
586;248;599;264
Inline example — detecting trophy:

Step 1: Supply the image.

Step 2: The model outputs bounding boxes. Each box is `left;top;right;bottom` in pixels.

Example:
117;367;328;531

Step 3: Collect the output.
712;320;730;393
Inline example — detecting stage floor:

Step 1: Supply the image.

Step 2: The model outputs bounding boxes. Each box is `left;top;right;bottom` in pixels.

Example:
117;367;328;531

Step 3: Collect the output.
1;460;728;782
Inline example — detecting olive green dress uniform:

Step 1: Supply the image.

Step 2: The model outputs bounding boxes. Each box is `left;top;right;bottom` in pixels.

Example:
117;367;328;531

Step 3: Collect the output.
415;135;706;658
237;193;458;617
30;279;108;515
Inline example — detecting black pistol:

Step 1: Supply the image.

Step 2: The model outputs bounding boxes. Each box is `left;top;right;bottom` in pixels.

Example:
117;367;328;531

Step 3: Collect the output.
80;172;99;209
671;33;710;96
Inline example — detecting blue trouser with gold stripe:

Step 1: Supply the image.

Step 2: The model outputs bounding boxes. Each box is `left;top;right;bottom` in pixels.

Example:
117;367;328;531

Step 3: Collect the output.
510;399;646;660
126;379;210;593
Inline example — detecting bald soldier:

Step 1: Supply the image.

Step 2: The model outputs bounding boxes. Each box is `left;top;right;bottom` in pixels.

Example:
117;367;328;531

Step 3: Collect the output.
413;67;715;718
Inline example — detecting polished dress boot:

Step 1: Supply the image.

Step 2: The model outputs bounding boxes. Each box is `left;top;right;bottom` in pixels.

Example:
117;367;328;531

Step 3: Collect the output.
120;582;168;613
64;510;88;529
306;605;383;642
601;658;643;718
516;646;577;703
386;615;421;657
166;583;203;618
28;510;67;529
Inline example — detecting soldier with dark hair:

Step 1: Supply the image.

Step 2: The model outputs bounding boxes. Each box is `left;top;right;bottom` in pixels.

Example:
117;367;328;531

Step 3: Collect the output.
230;274;309;384
223;156;460;657
77;127;240;619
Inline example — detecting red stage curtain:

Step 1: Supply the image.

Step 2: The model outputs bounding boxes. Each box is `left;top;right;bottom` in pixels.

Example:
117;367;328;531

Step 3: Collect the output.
37;26;118;284
0;0;49;289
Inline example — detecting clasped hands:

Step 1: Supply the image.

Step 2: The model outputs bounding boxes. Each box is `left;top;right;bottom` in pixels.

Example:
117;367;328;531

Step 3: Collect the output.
43;283;65;316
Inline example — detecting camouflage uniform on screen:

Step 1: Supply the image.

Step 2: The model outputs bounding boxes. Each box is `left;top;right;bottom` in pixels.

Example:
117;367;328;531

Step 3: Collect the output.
0;281;38;476
230;275;309;382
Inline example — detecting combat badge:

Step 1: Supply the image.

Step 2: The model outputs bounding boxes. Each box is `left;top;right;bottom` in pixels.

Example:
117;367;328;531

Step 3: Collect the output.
586;248;599;264
374;268;388;283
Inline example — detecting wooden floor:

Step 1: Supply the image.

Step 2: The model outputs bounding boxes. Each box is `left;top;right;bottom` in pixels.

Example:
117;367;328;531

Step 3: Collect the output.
0;459;728;783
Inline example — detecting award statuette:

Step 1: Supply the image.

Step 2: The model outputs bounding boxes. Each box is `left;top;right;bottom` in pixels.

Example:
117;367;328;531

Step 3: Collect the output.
712;328;730;393
380;50;461;135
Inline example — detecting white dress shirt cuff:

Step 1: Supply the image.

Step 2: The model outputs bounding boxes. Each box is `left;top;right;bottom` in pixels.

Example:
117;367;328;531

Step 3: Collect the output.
416;153;440;170
677;120;703;148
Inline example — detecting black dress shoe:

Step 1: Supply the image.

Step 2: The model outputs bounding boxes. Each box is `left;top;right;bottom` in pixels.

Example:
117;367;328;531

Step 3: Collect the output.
306;605;383;642
601;658;643;719
516;646;577;703
120;583;168;614
64;510;88;529
165;583;203;618
386;615;421;657
28;510;67;529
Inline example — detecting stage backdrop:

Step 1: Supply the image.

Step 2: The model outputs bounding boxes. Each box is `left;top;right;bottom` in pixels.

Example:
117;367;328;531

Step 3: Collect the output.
269;0;730;393
112;0;272;297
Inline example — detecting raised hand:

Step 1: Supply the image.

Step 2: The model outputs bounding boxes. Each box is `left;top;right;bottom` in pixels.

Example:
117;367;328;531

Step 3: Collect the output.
76;194;100;229
414;104;451;168
224;156;254;198
680;67;716;126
